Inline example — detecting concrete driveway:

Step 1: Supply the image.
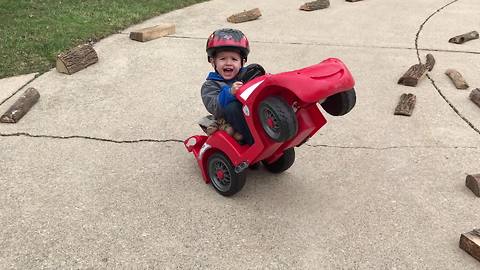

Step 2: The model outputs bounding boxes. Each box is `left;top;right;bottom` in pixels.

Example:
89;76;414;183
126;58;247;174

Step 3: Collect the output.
1;0;479;268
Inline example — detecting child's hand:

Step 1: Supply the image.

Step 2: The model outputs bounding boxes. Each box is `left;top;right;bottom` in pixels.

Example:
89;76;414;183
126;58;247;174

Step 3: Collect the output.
230;81;243;95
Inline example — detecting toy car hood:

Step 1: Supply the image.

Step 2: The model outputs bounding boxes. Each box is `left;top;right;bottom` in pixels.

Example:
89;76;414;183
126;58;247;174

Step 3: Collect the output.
238;58;355;104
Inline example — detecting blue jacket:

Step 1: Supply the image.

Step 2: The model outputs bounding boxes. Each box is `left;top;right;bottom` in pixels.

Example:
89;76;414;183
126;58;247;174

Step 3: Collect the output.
200;70;243;118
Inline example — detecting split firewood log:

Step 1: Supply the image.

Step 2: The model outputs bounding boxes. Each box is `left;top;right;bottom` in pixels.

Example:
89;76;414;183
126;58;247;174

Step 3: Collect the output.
459;229;480;262
469;88;480;108
445;69;469;89
56;44;98;75
425;53;435;71
227;8;262;24
398;54;435;87
398;64;428;87
448;31;479;44
300;0;330;11
0;87;40;123
466;174;480;197
394;93;416;116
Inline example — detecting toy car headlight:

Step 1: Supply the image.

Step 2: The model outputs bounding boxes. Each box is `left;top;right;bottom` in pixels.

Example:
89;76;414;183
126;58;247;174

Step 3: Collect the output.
186;137;197;147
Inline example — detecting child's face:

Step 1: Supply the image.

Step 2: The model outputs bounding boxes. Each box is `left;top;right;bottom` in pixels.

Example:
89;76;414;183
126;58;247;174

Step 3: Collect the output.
212;51;242;80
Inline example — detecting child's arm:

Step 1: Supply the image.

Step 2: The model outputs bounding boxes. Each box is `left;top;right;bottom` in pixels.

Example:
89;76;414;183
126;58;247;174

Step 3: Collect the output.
218;81;243;108
218;85;237;108
202;80;238;116
201;80;222;116
201;81;243;116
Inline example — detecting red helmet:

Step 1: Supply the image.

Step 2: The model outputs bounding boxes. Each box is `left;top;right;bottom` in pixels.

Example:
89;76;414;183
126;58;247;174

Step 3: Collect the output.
206;28;250;62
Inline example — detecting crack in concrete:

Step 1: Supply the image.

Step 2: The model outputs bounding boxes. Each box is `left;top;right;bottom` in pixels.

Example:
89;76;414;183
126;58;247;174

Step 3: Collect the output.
414;0;460;61
1;131;477;150
414;0;480;136
426;73;480;135
0;132;182;144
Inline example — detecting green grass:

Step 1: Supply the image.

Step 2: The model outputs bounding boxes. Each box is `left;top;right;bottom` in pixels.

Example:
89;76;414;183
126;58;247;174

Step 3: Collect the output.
0;0;208;79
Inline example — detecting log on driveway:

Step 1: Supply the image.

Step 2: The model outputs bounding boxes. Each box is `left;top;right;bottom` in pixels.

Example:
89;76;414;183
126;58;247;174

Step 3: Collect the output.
398;54;435;87
300;0;330;11
129;23;176;42
449;31;479;44
56;44;98;75
469;88;480;108
398;64;428;87
459;229;480;262
425;53;435;71
445;69;469;89
0;87;40;123
394;93;416;116
466;174;480;197
227;8;262;23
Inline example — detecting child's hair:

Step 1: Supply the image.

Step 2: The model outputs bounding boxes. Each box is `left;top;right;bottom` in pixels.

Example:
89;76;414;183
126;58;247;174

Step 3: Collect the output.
206;28;250;63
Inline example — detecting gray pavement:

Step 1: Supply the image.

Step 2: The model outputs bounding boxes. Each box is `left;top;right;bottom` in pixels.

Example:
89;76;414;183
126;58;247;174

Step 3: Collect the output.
1;0;479;268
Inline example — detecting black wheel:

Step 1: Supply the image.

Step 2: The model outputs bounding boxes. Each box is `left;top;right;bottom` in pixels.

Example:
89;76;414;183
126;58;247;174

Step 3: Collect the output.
262;148;295;173
321;88;356;116
207;152;246;196
258;96;298;142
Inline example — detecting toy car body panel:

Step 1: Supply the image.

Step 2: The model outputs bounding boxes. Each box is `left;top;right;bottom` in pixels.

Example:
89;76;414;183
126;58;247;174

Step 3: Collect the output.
237;58;355;104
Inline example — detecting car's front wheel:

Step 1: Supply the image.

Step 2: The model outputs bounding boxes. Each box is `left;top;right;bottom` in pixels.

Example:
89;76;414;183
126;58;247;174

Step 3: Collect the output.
258;96;298;142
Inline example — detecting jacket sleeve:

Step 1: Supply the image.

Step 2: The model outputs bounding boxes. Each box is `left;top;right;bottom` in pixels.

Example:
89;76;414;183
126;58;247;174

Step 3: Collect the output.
218;85;236;108
201;81;236;117
201;80;222;116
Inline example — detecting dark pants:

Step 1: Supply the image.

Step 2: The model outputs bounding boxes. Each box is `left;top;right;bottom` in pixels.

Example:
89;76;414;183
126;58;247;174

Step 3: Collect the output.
222;101;254;145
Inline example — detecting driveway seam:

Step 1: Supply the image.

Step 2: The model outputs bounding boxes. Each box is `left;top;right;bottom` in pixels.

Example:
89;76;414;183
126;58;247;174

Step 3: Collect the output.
168;36;480;55
305;143;479;150
414;0;480;136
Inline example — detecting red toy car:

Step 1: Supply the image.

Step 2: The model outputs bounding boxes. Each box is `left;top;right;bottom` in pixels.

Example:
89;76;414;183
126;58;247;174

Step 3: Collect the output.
184;58;356;196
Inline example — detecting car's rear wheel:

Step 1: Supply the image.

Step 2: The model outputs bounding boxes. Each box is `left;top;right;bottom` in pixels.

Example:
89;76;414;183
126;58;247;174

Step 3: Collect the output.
321;88;356;116
263;148;295;173
207;152;246;196
258;96;298;142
